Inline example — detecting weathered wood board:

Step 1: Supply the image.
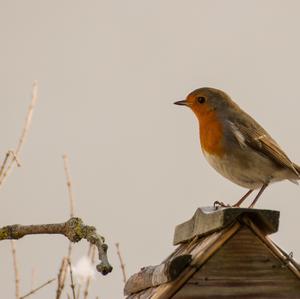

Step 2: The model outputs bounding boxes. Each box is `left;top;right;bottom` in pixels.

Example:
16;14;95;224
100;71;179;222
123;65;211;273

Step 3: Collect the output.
173;207;280;245
173;226;300;298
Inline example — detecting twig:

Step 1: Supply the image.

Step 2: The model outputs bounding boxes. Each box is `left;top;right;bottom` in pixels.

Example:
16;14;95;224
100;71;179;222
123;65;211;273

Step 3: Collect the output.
62;153;77;298
15;81;38;155
8;150;22;167
56;257;68;299
76;285;81;299
115;242;127;283
11;240;20;299
83;245;97;299
19;278;55;299
67;258;76;299
1;217;112;275
0;81;38;187
63;154;75;218
67;242;73;269
0;151;12;179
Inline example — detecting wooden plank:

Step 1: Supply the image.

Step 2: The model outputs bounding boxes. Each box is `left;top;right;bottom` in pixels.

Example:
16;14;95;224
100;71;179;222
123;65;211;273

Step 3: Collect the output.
243;216;300;280
124;255;192;295
174;207;279;245
173;226;300;298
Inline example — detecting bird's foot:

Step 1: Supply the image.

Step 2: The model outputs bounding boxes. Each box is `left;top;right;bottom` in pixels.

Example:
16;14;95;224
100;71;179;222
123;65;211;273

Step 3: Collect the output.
213;200;232;209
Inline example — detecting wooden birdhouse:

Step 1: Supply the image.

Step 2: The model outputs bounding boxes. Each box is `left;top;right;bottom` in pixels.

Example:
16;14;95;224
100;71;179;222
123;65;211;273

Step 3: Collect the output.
124;207;300;298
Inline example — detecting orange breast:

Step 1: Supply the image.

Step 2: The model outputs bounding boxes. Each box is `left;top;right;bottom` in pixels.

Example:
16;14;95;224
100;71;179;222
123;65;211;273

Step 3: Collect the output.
199;113;224;157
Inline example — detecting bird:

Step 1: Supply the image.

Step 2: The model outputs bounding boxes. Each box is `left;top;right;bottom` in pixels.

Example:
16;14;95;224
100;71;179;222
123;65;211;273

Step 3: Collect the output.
174;87;300;208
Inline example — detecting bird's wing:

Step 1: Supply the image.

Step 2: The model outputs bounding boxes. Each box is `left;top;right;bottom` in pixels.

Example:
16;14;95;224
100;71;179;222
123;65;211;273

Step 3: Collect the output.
228;115;300;177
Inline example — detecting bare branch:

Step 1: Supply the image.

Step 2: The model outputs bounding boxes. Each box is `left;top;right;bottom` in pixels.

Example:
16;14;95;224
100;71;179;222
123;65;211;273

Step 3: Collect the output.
1;218;112;275
115;242;127;283
11;240;20;299
67;242;73;272
62;154;76;296
63;154;75;218
15;80;38;155
56;257;68;299
62;153;77;297
8;150;22;167
0;151;12;179
19;278;55;299
0;81;38;186
67;258;76;299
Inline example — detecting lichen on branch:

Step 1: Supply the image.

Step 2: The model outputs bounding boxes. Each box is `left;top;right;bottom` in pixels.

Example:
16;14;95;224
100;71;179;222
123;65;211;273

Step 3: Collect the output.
0;217;113;275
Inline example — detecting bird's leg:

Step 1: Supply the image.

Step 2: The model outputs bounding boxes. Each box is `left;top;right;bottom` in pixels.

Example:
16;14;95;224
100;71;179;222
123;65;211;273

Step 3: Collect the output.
233;189;254;207
248;184;268;208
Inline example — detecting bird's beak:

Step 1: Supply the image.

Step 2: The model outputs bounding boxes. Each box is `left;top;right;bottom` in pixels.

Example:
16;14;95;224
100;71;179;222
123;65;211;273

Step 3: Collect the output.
174;100;189;106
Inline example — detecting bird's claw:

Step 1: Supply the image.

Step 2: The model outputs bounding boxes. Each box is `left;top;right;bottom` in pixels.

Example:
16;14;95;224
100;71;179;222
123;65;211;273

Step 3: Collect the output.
213;200;231;209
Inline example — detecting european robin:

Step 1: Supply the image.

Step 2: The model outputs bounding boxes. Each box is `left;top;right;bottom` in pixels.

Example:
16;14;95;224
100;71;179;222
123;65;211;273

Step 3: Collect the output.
174;87;300;208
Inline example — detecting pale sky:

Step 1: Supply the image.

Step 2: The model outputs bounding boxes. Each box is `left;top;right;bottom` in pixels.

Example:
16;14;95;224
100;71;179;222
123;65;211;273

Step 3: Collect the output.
1;1;300;298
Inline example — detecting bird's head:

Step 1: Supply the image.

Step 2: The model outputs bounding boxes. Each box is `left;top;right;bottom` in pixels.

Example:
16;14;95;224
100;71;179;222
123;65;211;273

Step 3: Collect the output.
174;87;236;121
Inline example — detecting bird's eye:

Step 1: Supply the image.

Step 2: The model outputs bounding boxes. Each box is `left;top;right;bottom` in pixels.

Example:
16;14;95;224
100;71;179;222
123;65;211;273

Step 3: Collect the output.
197;96;206;104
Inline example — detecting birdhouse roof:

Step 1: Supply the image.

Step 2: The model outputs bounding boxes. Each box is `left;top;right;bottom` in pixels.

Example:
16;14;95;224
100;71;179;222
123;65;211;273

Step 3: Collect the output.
124;207;300;299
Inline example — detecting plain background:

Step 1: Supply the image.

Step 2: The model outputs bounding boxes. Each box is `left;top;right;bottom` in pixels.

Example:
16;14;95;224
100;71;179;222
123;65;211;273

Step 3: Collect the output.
1;1;300;298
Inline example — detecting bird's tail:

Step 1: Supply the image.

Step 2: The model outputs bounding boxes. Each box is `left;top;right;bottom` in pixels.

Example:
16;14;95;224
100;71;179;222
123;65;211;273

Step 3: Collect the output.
292;163;300;179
